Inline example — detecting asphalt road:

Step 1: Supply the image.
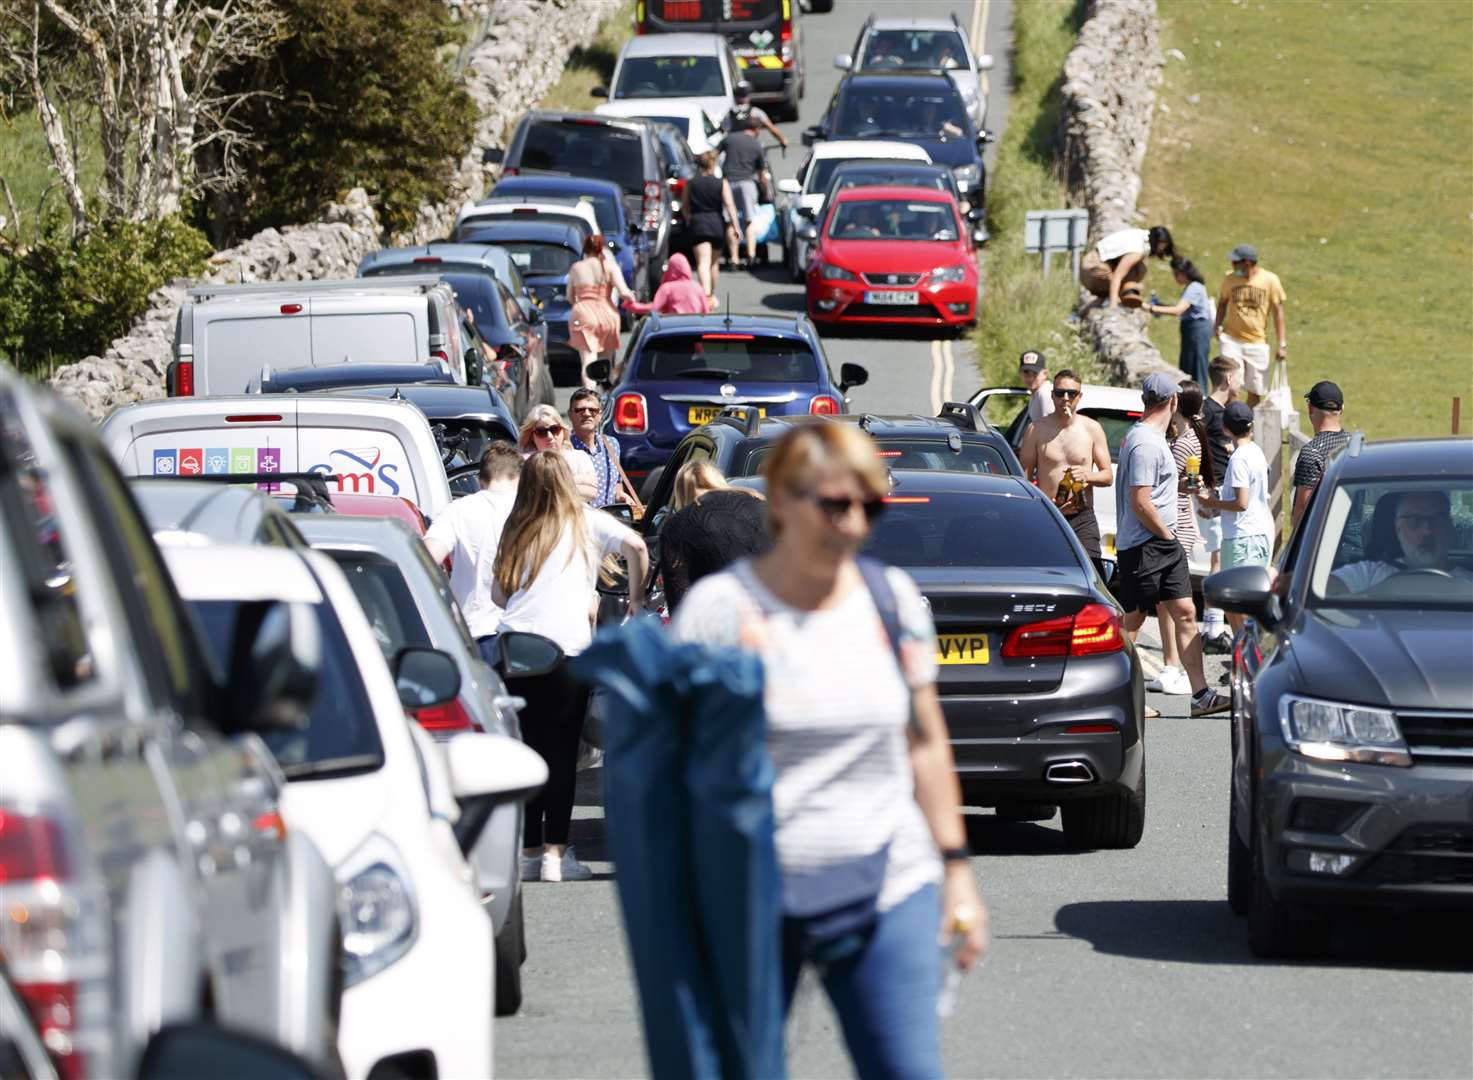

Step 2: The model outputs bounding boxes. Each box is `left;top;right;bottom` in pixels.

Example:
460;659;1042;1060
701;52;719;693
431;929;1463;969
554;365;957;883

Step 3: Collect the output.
497;2;1473;1076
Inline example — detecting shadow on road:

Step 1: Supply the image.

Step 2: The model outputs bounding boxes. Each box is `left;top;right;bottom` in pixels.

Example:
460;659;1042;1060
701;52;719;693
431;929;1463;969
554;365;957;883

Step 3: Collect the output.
756;290;807;313
963;813;1079;857
1054;899;1473;970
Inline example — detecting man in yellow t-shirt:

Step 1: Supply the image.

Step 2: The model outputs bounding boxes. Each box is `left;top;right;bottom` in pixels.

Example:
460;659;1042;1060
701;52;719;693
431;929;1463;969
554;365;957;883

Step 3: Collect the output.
1212;243;1287;406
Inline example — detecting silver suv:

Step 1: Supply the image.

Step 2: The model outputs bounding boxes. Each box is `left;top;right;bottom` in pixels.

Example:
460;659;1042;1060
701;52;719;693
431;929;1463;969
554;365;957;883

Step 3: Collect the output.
0;367;341;1079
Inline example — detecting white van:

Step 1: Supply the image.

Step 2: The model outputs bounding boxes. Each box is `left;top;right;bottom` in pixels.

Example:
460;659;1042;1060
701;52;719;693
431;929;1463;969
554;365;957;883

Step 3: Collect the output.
100;395;453;518
169;277;472;397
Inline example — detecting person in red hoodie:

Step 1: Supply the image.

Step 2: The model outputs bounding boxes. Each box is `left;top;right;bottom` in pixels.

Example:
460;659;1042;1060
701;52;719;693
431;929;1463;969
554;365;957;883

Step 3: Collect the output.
623;253;712;317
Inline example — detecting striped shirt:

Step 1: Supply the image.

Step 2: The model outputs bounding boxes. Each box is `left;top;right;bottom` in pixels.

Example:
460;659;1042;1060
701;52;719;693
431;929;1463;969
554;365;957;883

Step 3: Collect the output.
1170;427;1201;549
671;560;942;913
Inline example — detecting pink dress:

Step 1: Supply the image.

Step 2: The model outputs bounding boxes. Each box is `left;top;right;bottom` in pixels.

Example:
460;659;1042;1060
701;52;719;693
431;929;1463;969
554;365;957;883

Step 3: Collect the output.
568;257;622;353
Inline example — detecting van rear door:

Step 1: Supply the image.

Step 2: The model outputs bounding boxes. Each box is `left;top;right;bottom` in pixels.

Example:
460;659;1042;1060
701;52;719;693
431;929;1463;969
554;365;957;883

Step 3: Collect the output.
200;304;312;394
307;295;426;367
294;399;450;517
119;403;300;479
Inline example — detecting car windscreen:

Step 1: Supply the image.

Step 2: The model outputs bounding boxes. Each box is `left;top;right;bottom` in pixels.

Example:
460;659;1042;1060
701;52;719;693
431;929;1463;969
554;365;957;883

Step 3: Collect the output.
189;599;385;779
746;438;1008;476
834;87;971;140
486;241;580;278
826;199;957;241
1310;480;1473;607
635;333;819;382
828;168;950;199
519;121;645;194
863;490;1079;568
861;29;970;71
441;274;508;330
807;156;921;195
615;56;725;99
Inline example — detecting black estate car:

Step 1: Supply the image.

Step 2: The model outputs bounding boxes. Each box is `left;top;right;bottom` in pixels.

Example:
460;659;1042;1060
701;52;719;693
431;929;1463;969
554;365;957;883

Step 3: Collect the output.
1207;435;1473;957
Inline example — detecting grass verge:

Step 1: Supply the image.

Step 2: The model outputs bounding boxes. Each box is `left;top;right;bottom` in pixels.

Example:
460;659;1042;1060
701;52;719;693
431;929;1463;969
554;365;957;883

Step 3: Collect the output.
972;0;1105;403
0;109;101;243
1139;0;1473;439
537;0;636;114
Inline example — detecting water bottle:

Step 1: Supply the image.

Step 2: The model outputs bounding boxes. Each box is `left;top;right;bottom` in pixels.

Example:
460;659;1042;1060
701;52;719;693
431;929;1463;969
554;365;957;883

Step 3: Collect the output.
1149;290;1161;317
936;934;965;1019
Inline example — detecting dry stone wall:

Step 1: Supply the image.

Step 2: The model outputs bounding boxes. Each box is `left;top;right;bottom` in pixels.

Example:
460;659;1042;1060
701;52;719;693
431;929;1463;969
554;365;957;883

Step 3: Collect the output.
50;0;620;420
1058;0;1172;386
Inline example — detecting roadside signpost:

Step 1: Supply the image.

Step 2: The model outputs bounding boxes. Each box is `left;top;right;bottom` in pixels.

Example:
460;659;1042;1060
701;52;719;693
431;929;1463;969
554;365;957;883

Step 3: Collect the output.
1024;208;1091;276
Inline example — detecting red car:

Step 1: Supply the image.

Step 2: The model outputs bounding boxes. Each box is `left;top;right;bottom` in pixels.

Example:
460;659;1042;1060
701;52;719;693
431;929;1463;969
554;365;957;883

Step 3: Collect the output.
806;185;978;329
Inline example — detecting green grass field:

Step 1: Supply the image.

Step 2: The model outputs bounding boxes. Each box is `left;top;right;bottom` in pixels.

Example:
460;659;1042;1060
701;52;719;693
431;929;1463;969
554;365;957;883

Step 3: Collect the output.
1139;0;1473;439
537;0;636;114
0;109;101;242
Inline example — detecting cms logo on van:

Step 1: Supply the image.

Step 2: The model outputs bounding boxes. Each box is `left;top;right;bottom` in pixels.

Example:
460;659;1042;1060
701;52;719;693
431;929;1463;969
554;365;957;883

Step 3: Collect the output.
308;448;401;496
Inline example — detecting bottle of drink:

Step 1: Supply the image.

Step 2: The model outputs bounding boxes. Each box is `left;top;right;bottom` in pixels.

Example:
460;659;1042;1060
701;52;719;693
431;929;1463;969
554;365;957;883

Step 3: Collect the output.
937;933;964;1019
1149;291;1161;317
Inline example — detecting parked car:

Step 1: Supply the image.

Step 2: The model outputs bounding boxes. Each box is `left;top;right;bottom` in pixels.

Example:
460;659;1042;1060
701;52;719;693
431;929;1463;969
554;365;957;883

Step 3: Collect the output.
595;99;718;156
635;0;806;120
595;32;739;133
1208;436;1473;957
835;13;996;128
358;243;534;319
169;277;472;396
165;543;548;1077
589;311;868;482
330;383;520;487
130;478;311;548
455;196;599;245
775;139;932;281
0;367;341;1079
806;184;978;329
488;112;673;271
803;71;991;206
99;394;454;519
294;515;533;1014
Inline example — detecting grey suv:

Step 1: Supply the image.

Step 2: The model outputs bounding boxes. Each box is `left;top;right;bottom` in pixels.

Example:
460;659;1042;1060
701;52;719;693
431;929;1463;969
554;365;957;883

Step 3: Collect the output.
0;367;341;1078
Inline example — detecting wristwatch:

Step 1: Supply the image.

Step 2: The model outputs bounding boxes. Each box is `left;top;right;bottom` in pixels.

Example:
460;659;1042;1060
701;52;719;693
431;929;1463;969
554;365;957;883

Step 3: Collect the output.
939;847;970;864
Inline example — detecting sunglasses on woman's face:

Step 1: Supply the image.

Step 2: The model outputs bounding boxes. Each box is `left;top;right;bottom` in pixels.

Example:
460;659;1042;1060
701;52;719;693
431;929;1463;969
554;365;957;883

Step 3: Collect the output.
810;493;886;523
533;425;562;438
1052;388;1081;400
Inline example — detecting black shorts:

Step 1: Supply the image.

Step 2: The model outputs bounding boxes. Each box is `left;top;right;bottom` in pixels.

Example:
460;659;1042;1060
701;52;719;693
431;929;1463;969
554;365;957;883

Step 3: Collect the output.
1063;506;1102;558
1116;536;1192;613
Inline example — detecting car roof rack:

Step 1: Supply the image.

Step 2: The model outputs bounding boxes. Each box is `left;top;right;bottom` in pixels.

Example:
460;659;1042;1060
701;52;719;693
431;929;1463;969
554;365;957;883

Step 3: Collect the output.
715;405;764;437
857;413;883;432
937;401;986;432
144;471;339;512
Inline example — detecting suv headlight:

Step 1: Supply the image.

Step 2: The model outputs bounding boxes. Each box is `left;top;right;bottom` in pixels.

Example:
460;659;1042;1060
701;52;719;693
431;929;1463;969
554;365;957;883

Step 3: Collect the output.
1277;694;1411;767
930;264;968;284
817;263;858;281
952;163;981;186
338;834;418;987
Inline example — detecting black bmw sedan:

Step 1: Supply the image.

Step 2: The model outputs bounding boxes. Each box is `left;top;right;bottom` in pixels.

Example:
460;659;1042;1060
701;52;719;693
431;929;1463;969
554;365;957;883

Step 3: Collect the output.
1207;436;1473;958
868;470;1146;849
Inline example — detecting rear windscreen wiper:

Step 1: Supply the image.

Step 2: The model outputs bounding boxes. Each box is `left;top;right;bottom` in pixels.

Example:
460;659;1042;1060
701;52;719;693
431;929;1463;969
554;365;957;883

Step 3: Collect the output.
675;367;739;380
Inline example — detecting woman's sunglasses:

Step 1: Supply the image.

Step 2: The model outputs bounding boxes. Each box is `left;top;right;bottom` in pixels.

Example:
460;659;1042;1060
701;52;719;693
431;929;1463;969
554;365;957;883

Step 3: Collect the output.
532;425;563;438
811;494;886;523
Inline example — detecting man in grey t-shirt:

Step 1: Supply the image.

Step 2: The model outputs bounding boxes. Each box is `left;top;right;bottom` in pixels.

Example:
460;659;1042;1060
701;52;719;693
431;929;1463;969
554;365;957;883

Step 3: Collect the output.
719;115;768;267
1116;372;1227;716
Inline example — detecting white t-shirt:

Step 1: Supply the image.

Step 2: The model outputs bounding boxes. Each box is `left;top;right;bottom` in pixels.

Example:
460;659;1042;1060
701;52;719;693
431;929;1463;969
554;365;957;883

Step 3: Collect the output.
493;506;636;655
1096;227;1150;262
1332;560;1473;593
1220;440;1272;539
1027;380;1055;423
423;488;516;639
671;560;942;913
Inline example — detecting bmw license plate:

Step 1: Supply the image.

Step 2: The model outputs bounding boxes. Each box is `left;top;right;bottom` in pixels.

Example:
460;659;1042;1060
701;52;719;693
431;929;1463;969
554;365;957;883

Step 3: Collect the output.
863;290;919;305
687;405;764;425
936;634;990;666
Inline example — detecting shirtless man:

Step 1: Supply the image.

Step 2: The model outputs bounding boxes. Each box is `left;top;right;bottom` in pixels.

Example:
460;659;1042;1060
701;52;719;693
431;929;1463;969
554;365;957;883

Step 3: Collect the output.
1019;369;1114;576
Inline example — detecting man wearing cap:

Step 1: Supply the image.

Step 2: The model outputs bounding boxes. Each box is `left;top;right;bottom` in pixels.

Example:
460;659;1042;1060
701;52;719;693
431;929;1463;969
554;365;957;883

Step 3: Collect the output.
1116;371;1228;717
1198;401;1274;632
1212;244;1287;407
722;81;788;149
1291;380;1351;527
1018;349;1054;423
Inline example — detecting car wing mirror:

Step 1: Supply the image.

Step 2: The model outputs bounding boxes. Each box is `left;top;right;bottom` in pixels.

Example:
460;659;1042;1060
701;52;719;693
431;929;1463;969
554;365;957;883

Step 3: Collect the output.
584;358;612;383
833;52;853;71
496;631;564;679
839;362;869;392
777;178;802;195
393;646;462;710
977;53;995;71
482;146;504;165
1204;565;1282;629
802;126;825;147
445;732;549;855
227;600;319;732
591;85;609;99
139;1022;328;1080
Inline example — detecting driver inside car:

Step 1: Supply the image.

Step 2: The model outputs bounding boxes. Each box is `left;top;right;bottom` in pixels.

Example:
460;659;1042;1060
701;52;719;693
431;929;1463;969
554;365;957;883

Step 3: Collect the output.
1330;490;1473;593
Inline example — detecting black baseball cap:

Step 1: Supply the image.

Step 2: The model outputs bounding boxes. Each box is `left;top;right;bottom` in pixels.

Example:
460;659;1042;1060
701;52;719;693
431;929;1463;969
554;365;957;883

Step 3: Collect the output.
1018;349;1046;372
1224;401;1255;434
1305;380;1344;410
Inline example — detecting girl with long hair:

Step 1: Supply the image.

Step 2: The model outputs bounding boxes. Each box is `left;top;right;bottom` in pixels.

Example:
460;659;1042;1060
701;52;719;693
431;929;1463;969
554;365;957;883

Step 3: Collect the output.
567;232;636;390
1149;256;1213;390
491;451;648;882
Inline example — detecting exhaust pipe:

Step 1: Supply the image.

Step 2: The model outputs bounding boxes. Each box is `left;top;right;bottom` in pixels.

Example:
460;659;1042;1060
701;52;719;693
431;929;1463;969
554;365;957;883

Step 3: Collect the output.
1045;760;1096;784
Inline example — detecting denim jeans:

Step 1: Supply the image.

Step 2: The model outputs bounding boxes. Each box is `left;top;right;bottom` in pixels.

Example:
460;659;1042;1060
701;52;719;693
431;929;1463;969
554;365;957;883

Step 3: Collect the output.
782;883;943;1080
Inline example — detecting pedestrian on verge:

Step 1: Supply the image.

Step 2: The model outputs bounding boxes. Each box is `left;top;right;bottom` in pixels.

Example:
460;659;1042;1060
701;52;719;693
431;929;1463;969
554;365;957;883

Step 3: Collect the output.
518;404;598;504
723;80;789;150
719;114;768;270
1148;382;1217;696
1019;349;1054;423
682;151;740;306
1080;225;1175;307
422;442;523;648
491;452;650;882
1017;369;1114;580
1291;380;1350;528
1197;402;1273;633
568;389;640;511
1116;372;1228;717
1147;256;1214;390
671;424;988;1076
567;232;637;390
1197;355;1240;649
1212;243;1287;407
623;253;711;316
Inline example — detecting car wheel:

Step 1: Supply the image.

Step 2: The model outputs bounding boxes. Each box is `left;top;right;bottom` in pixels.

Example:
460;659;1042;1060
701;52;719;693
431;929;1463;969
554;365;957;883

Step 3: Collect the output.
995;801;1056;822
494;889;525;1017
1060;748;1146;850
788;245;805;283
1227;794;1253;916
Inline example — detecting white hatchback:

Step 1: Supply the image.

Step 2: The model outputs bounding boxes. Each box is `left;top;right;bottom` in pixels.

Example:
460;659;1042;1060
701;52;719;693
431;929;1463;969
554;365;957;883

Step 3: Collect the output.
599;32;739;134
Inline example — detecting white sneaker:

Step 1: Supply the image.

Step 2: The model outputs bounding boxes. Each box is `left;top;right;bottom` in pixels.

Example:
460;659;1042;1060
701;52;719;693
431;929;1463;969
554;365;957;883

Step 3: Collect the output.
541;848;593;883
520;855;540;883
1147;666;1193;695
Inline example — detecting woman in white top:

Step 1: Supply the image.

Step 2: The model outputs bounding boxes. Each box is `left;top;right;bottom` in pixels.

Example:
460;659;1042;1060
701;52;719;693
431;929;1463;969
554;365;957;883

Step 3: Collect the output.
671;424;986;1076
517;404;598;504
491;451;649;882
1081;224;1175;306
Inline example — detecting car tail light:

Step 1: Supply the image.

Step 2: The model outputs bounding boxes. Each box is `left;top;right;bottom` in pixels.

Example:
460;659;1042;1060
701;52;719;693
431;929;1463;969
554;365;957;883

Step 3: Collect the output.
0;804;110;1080
412;256;442;265
431;348;450;365
781;23;794;64
224;414;282;423
279;303;302;315
503;166;519;176
613;392;648;434
668;177;686;198
809;395;840;415
171;358;194;397
410;698;477;734
1001;603;1125;659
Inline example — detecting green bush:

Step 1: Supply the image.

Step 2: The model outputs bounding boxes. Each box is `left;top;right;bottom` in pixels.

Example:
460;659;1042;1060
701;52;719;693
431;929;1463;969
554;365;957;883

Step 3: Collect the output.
207;0;477;242
0;213;211;377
